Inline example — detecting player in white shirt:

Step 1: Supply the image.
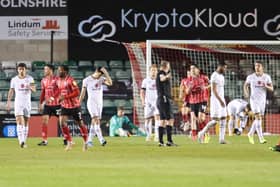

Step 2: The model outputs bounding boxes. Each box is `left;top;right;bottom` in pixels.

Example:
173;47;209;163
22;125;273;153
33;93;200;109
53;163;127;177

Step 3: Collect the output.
6;63;36;148
140;64;160;142
227;99;250;136
79;67;112;147
198;61;227;144
244;61;273;144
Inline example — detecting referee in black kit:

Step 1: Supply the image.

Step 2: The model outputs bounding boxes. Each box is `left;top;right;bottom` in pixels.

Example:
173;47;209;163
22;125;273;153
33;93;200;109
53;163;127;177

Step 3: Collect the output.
156;61;177;147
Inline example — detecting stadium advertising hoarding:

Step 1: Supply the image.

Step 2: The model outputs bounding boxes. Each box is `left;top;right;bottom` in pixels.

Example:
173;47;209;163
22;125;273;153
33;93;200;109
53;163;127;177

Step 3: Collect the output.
0;16;68;40
0;0;68;40
68;0;280;59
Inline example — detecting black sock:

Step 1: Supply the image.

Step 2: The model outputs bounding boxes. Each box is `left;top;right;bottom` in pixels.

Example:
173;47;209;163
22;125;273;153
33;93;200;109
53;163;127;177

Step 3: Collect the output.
158;126;165;144
166;125;173;143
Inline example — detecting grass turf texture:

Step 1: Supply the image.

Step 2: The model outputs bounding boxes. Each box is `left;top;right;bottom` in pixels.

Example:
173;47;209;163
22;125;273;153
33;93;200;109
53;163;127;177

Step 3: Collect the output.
0;135;279;187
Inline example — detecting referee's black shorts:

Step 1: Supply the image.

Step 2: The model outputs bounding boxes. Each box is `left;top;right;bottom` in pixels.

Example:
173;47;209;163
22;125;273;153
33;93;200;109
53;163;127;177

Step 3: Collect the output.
42;105;61;117
156;96;174;120
60;107;83;121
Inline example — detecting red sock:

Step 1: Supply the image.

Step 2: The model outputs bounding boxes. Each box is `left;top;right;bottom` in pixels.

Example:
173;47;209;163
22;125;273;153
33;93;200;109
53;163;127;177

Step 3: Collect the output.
62;125;72;142
79;125;88;142
199;121;207;131
42;125;48;141
182;114;189;122
192;130;197;136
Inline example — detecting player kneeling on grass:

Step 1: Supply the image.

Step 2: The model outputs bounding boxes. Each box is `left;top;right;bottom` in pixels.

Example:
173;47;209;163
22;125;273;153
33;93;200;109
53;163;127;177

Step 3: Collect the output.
109;106;146;137
79;67;112;147
6;63;36;148
140;64;160;142
227;98;250;136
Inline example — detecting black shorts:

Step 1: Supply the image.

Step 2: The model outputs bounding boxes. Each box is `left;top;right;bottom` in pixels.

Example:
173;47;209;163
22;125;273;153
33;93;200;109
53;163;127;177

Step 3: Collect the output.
183;102;190;108
190;102;207;116
156;96;174;120
43;105;61;117
60;107;83;121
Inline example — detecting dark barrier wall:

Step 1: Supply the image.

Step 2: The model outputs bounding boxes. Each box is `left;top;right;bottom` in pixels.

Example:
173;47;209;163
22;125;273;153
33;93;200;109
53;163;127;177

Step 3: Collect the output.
68;0;280;60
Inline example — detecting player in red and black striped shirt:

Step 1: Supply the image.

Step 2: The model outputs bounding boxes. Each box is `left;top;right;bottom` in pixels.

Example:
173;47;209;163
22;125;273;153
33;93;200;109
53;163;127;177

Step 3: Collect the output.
57;65;88;151
183;64;209;141
38;64;61;146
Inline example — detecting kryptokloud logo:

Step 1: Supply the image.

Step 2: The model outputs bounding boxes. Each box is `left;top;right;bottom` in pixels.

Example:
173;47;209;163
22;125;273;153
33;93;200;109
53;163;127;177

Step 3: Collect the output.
264;15;280;40
78;15;116;42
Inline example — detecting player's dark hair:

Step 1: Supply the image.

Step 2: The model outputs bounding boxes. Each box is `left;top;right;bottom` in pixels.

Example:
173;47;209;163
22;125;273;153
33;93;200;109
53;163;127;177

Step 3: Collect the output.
254;60;264;66
17;63;27;69
160;60;169;68
191;63;199;69
45;64;55;72
59;65;69;73
96;66;104;74
117;106;124;111
218;61;227;67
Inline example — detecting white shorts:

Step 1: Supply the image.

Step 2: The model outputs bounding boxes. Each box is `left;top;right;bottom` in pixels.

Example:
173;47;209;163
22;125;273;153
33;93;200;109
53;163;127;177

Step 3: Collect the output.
144;103;159;118
14;103;31;117
250;99;266;115
87;101;103;119
210;97;227;118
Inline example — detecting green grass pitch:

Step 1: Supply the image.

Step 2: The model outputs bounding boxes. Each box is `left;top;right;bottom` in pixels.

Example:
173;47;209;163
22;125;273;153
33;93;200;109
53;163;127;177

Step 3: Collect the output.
0;135;279;187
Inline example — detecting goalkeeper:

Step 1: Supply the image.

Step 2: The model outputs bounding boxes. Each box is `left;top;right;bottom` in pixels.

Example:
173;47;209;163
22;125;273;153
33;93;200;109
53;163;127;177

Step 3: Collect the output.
109;106;145;137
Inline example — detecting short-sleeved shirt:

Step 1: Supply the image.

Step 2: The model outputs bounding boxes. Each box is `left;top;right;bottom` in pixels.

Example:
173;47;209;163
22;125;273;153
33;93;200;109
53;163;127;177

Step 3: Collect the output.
245;73;272;103
141;77;158;104
156;70;171;99
57;75;80;109
182;75;205;104
10;75;34;105
82;75;106;103
41;75;59;106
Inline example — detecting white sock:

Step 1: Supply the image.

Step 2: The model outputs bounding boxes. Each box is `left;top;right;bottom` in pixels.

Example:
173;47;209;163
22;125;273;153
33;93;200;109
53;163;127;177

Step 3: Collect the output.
255;119;264;141
154;120;159;139
248;120;257;136
23;126;29;143
148;120;152;137
94;125;105;144
16;125;23;144
239;117;248;132
228;119;234;135
219;119;226;142
200;120;217;136
144;120;150;137
88;125;96;142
